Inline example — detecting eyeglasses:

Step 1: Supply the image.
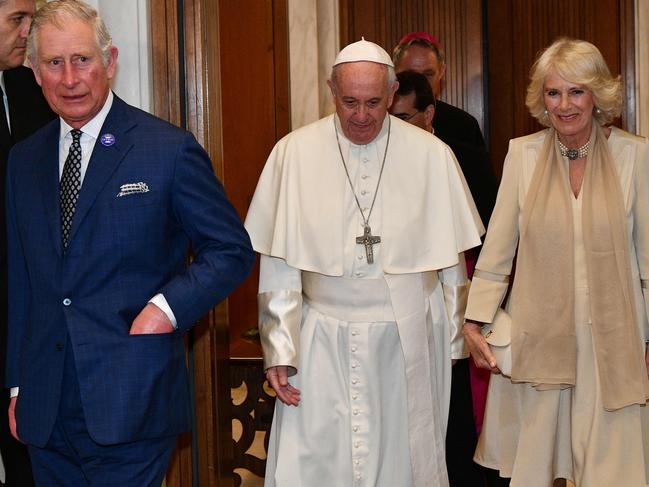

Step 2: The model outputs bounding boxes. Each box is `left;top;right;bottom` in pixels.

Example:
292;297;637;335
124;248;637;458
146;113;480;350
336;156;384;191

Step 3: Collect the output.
393;111;421;122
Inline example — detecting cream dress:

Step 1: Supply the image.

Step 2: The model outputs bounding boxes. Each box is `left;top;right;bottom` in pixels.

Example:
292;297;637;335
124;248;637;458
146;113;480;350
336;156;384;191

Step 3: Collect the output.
467;128;649;487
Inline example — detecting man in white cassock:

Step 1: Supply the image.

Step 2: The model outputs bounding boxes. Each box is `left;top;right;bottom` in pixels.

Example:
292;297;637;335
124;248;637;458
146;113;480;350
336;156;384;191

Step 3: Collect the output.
245;39;485;487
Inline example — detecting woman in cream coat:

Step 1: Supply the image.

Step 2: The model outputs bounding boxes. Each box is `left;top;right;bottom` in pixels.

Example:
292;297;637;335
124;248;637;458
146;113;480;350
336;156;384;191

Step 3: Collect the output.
463;38;649;487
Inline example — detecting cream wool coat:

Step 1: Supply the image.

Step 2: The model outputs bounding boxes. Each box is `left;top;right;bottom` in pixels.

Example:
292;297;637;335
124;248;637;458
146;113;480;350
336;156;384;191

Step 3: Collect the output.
466;127;649;486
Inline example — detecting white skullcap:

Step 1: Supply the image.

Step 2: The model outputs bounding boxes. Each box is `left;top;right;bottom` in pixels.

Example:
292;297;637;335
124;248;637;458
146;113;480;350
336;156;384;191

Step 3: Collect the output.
333;37;394;68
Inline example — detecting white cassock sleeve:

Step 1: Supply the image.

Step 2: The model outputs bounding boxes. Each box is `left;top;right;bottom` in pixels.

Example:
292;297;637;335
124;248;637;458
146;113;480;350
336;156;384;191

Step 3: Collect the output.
258;255;303;375
439;252;470;359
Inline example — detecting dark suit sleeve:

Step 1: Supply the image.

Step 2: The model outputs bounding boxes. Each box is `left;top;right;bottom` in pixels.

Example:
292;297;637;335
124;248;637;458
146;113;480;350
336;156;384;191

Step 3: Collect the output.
5;151;30;388
158;132;254;331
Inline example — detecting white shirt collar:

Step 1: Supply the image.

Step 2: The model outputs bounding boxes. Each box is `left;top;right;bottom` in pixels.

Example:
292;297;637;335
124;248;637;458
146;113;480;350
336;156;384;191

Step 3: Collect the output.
59;90;114;140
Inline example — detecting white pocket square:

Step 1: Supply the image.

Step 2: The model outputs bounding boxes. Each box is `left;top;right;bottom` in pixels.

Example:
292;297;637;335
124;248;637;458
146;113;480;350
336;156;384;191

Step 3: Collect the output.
116;182;150;197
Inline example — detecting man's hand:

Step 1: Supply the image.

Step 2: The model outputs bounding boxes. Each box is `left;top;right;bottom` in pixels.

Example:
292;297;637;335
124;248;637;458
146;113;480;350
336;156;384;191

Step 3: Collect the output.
8;396;21;443
129;303;175;335
266;366;301;406
462;322;500;373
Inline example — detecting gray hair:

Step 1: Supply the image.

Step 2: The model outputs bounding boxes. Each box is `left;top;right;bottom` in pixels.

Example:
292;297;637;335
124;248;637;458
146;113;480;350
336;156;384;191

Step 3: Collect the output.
27;0;113;70
329;63;397;93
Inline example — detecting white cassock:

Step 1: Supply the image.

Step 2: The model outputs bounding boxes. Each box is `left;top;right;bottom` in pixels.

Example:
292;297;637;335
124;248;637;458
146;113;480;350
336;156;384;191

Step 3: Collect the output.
245;114;484;487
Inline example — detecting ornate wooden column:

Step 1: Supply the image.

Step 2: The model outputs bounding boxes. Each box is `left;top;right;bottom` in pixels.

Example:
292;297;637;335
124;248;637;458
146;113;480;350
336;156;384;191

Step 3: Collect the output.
150;1;230;485
150;0;290;485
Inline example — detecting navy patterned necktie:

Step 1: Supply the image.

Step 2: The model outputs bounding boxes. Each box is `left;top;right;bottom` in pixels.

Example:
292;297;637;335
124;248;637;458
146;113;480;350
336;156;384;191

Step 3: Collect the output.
60;129;82;249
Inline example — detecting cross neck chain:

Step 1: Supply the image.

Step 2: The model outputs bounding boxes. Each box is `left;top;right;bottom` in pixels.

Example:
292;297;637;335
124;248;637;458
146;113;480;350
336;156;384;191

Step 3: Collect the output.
334;117;391;264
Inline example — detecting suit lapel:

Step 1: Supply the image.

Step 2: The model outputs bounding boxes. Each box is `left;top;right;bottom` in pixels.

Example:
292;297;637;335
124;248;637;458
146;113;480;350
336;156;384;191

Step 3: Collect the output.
34;121;64;257
67;97;135;247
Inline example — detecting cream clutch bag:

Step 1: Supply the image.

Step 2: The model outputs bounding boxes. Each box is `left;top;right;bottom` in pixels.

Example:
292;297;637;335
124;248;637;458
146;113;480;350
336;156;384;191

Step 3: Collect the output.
480;308;512;377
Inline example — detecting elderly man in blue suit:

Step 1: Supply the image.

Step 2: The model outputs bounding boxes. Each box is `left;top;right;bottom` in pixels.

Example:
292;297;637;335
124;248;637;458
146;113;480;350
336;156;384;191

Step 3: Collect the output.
5;1;254;485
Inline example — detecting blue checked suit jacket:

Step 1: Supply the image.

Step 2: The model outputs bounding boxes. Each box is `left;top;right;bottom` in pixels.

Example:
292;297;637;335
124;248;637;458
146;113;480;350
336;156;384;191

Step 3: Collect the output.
5;95;254;447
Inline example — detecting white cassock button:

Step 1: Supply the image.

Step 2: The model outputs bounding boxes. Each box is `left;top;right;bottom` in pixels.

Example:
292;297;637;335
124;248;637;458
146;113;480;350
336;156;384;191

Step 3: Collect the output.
361;174;369;179
354;441;361;448
351;346;357;352
352;394;358;400
362;157;369;163
352;379;359;384
353;409;359;415
356;474;362;480
354;271;363;277
357;255;363;260
351;362;358;369
351;330;359;336
353;426;359;432
354;459;360;465
360;190;368;195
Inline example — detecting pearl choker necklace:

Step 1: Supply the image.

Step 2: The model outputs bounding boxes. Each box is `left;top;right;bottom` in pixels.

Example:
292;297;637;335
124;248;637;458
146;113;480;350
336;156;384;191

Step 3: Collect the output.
558;139;589;160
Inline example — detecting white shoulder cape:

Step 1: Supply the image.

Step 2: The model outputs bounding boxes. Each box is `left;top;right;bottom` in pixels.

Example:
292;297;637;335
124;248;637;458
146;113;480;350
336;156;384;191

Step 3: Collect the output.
245;114;485;276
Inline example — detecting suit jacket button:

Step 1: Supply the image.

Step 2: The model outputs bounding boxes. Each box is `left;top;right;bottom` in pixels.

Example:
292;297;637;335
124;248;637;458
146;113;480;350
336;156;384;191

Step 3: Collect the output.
55;342;64;352
62;298;71;306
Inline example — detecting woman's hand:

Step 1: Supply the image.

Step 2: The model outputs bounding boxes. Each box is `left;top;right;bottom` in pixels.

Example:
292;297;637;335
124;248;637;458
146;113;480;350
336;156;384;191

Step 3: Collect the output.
463;322;500;373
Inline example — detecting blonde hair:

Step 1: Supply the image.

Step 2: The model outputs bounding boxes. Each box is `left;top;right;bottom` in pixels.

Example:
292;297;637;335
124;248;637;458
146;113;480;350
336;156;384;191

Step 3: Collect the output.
27;0;113;70
525;38;622;126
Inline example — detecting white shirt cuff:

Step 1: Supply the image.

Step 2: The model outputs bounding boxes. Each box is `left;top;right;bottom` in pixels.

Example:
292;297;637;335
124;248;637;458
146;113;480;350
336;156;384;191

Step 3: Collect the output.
149;294;178;329
10;387;18;398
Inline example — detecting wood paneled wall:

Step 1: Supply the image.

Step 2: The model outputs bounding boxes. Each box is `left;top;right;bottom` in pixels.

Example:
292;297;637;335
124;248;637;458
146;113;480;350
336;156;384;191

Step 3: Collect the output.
487;0;635;176
219;0;290;360
340;0;485;132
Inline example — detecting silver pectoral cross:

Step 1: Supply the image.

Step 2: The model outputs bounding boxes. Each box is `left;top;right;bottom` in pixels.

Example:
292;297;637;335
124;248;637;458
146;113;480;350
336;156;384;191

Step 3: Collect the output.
356;224;381;264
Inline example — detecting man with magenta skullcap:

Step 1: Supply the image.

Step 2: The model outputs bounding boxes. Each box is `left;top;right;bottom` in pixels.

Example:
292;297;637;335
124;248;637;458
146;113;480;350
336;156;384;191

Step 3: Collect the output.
245;38;484;487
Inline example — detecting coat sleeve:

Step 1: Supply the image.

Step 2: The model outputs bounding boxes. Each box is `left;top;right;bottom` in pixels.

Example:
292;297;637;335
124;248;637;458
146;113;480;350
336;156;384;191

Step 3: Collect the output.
632;139;649;340
465;139;522;323
158;132;255;331
5;151;30;388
